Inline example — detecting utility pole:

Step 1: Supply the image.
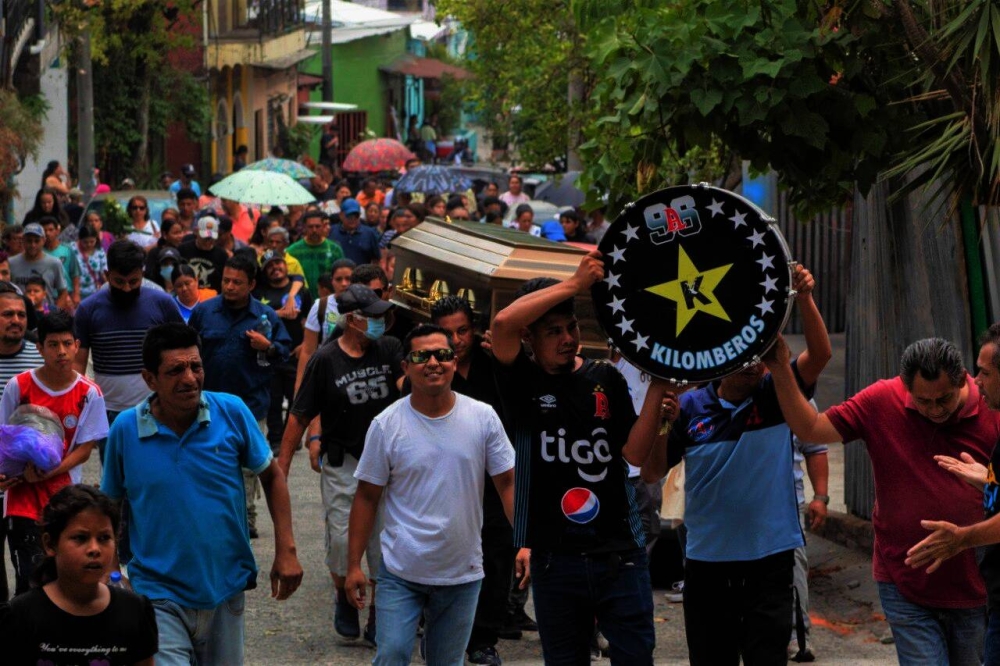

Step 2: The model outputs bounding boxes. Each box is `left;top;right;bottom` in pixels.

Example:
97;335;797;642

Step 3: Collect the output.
321;0;332;101
77;29;95;198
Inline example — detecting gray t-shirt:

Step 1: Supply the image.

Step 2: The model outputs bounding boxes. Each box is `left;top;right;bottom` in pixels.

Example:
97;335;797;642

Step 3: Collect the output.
9;253;67;302
355;393;515;586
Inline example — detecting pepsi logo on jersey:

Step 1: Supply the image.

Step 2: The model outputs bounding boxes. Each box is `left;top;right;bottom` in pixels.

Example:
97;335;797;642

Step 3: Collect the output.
562;487;600;524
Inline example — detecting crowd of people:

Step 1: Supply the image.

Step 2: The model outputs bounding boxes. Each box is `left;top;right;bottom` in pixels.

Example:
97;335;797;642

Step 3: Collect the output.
4;156;1000;666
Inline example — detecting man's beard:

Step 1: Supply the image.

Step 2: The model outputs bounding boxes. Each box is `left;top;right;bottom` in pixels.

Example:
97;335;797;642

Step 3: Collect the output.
109;286;141;307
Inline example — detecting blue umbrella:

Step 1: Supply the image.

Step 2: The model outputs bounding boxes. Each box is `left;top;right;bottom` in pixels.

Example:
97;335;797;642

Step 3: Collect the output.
393;166;473;195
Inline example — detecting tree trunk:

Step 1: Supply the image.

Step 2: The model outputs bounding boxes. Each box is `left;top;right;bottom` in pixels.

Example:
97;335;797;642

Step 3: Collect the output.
133;68;151;176
843;172;973;518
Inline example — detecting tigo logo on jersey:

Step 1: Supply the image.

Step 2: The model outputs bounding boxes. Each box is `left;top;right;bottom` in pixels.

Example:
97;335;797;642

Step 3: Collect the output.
561;487;600;524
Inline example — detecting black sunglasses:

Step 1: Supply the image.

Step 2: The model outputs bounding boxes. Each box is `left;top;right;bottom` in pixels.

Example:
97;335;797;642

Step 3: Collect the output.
406;348;456;364
130;205;147;211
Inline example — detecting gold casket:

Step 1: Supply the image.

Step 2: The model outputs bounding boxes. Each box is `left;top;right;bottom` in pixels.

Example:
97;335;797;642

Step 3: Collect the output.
389;217;606;354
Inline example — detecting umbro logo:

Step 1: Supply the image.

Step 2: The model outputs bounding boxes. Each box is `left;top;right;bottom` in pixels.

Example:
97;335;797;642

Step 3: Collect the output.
539;394;557;409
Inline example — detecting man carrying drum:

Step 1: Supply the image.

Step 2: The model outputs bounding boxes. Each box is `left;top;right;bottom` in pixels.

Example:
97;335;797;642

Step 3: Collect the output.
491;253;674;664
642;264;832;665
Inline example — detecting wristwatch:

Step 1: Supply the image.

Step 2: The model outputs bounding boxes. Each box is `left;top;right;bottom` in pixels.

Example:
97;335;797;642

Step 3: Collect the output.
813;494;830;505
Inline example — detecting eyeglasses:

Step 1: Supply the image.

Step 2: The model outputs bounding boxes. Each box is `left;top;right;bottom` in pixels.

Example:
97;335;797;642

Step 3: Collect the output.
406;348;456;364
130;205;147;211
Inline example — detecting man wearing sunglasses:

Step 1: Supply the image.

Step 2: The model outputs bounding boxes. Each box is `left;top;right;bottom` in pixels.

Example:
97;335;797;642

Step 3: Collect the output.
345;323;515;664
278;283;404;646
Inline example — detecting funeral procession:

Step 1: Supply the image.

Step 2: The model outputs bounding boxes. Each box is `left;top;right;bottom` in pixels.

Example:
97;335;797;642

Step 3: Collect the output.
1;0;998;664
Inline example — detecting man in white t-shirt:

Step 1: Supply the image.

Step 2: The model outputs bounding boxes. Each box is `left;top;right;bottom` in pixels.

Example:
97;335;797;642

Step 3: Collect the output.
345;323;516;664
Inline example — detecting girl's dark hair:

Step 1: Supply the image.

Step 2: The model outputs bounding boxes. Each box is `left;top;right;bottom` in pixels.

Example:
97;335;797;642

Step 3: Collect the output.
32;485;121;588
250;216;272;247
25;188;68;228
172;263;198;284
330;258;357;274
158;217;182;246
41;161;60;185
77;224;98;241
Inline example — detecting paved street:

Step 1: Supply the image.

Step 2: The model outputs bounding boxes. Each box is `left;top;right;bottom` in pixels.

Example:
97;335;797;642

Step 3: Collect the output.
3;332;903;665
240;449;898;665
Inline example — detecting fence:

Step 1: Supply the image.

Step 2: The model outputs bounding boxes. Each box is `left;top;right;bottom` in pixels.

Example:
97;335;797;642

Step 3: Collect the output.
773;192;852;334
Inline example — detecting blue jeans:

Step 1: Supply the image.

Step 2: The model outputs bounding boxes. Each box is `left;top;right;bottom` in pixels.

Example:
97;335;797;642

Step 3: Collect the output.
531;548;655;665
987;608;1000;666
375;562;482;666
877;581;985;666
152;593;246;666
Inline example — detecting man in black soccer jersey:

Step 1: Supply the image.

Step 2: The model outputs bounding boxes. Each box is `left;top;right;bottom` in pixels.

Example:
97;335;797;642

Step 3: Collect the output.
491;251;672;664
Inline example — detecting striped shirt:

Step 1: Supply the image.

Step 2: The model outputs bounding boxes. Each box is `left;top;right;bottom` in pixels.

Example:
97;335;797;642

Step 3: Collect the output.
0;341;43;391
75;288;183;411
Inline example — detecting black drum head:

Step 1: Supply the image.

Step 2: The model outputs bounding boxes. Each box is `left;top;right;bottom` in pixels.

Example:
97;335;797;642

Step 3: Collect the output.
592;185;793;383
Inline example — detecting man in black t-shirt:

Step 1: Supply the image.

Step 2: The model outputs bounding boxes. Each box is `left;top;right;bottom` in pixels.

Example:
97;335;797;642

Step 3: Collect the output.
178;216;229;293
278;284;403;647
491;252;671;665
255;250;313;452
907;322;1000;663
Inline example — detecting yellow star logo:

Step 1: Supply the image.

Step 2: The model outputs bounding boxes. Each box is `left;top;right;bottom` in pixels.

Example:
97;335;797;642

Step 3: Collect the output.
646;246;734;336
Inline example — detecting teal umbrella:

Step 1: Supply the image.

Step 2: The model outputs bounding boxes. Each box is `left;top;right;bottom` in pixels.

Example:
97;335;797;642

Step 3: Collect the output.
209;170;316;206
242;157;316;179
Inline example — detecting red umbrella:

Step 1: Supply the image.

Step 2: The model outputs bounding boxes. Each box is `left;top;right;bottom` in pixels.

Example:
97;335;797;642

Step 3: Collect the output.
342;138;417;173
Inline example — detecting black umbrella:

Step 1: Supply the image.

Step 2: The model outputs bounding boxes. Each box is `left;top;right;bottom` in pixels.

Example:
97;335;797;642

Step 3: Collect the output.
535;171;585;208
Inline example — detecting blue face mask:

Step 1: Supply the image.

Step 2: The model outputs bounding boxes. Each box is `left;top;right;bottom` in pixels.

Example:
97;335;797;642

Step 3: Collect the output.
364;316;386;340
160;266;174;282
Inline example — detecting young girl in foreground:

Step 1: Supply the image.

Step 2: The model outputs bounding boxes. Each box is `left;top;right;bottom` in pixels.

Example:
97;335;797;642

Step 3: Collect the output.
0;485;158;665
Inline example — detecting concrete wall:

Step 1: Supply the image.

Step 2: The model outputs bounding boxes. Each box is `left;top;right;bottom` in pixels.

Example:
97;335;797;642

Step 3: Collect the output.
14;38;68;221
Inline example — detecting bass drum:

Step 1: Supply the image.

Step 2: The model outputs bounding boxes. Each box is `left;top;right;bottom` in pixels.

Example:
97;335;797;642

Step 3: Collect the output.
592;184;794;383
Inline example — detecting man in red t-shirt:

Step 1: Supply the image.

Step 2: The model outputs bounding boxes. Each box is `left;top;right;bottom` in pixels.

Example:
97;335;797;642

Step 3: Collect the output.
763;335;997;666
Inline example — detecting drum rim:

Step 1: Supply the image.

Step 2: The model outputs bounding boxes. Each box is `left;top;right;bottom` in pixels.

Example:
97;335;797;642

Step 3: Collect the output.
596;183;795;384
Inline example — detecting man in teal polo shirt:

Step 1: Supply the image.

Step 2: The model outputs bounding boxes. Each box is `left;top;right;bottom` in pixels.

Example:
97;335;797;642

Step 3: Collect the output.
101;322;302;666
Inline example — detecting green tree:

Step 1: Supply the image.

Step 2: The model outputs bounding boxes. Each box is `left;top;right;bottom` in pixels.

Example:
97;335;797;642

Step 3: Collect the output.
577;0;1000;216
0;91;46;216
434;0;582;168
59;0;211;185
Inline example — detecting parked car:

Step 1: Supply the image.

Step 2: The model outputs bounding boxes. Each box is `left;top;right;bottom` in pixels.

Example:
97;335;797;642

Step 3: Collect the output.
82;190;175;225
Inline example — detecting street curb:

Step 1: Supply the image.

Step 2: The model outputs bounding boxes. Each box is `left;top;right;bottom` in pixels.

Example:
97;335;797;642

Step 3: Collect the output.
812;510;874;554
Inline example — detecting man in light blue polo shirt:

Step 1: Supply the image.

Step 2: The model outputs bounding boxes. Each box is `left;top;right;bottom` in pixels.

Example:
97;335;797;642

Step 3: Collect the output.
641;265;831;666
101;322;302;665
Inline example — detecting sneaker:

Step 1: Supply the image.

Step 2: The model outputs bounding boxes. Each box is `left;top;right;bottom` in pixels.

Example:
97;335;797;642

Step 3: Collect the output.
334;595;361;641
665;580;684;603
362;622;376;648
467;646;502;665
790;643;816;662
509;608;538;632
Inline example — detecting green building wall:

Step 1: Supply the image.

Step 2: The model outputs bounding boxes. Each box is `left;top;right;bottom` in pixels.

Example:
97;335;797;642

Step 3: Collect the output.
300;30;409;157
